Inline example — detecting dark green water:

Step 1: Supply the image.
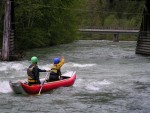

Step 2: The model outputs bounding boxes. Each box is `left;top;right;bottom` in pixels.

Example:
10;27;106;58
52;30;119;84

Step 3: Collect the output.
0;40;150;113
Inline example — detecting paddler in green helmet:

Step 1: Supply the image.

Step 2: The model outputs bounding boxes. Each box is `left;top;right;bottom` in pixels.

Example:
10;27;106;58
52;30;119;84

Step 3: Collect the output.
27;56;49;85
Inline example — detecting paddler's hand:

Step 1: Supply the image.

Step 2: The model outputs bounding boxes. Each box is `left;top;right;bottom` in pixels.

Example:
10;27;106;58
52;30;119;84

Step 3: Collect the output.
46;70;51;72
61;56;64;59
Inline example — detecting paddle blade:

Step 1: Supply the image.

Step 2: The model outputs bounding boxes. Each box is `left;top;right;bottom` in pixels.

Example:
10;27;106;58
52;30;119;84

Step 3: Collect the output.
37;93;41;96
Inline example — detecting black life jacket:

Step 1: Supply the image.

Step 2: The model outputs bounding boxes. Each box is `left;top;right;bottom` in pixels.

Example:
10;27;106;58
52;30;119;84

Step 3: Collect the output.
27;64;37;83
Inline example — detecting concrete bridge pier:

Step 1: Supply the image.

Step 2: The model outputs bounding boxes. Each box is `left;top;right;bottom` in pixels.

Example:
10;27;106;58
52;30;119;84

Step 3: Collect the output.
136;0;150;55
1;0;11;61
1;0;21;61
113;34;119;42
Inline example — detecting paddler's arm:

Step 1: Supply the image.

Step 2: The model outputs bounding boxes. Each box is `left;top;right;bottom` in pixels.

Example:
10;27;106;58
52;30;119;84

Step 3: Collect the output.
56;56;65;69
37;67;50;72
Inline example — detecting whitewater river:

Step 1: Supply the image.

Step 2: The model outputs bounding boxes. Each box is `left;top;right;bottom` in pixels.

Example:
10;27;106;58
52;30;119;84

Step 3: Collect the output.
0;40;150;113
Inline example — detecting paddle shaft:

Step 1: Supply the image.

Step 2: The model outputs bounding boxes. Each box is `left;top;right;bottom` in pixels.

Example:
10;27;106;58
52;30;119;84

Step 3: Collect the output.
38;72;49;95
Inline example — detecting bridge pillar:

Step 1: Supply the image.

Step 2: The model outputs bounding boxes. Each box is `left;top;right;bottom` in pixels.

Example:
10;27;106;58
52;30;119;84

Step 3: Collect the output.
1;0;19;61
136;0;150;55
113;34;119;42
2;0;11;61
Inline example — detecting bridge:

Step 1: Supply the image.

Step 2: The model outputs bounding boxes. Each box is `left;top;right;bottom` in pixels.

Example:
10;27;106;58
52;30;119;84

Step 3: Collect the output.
79;29;139;34
79;28;139;42
79;0;150;55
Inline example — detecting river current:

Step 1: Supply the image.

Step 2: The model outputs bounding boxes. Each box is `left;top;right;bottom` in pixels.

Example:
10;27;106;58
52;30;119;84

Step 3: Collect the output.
0;40;150;113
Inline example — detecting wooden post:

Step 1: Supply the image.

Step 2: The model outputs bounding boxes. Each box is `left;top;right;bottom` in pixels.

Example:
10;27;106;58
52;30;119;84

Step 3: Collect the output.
2;0;11;61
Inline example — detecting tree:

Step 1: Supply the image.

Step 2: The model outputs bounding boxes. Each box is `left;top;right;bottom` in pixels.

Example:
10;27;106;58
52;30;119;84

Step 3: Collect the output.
14;0;82;50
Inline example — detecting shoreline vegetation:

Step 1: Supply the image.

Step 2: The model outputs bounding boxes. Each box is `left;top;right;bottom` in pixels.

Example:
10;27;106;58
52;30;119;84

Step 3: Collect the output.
0;0;145;53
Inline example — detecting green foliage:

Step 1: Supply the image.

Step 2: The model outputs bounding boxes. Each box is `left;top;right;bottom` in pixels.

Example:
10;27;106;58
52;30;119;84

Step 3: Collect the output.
78;0;145;40
104;14;119;27
80;0;144;27
0;0;82;50
0;0;146;50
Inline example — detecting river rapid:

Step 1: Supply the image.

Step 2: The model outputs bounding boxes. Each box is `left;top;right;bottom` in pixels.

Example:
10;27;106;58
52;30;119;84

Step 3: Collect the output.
0;40;150;113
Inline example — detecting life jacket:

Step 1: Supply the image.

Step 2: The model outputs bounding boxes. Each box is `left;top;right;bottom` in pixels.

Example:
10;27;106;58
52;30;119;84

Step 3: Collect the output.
50;65;61;77
27;65;37;83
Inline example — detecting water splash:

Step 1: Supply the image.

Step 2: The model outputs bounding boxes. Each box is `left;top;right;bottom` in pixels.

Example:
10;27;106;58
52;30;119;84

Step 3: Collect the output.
96;79;112;85
39;64;51;70
74;63;95;68
0;62;27;71
11;63;25;71
0;65;7;71
66;62;96;68
85;79;112;91
0;81;12;93
75;79;112;91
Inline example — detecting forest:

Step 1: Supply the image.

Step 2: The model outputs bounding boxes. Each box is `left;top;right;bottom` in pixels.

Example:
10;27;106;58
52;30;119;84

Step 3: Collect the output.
0;0;145;51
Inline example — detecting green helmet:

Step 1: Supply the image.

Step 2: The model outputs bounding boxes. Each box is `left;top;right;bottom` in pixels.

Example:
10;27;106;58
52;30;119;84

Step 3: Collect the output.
31;56;38;64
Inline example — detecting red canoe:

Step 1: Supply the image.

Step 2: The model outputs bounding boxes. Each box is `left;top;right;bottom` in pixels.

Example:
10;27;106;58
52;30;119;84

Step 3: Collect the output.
9;71;76;95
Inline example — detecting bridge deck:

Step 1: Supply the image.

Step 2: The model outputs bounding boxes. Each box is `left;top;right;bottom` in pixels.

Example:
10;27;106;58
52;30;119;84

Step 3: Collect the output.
79;29;139;34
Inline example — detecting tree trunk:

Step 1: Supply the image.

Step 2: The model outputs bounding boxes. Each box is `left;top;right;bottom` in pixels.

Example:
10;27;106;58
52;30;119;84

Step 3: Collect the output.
2;0;11;61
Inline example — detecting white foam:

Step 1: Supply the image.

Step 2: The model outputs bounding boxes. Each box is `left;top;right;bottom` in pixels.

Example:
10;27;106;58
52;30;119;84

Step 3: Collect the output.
0;62;8;71
0;62;27;71
72;63;96;68
0;66;7;71
74;78;112;91
85;79;112;91
86;84;100;91
74;79;84;87
97;79;112;85
39;62;96;71
0;81;12;93
11;63;25;71
40;64;51;70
